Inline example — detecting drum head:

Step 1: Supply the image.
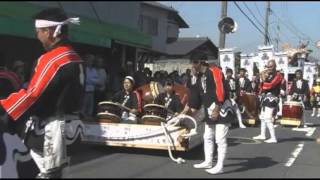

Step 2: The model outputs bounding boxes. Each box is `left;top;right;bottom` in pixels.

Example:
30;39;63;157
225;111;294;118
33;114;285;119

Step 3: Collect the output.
143;103;166;109
98;101;122;115
284;101;303;106
141;115;166;126
97;112;121;123
98;101;121;107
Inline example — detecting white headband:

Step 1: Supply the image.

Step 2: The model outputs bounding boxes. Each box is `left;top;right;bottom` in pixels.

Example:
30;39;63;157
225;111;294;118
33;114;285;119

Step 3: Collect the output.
124;76;135;85
35;17;80;38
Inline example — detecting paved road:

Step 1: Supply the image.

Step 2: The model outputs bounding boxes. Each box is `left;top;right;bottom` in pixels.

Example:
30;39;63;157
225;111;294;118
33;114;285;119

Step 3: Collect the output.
60;110;320;178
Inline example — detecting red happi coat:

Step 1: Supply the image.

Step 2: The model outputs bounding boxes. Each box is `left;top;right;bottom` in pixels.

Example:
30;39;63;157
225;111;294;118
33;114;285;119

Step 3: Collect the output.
0;44;83;121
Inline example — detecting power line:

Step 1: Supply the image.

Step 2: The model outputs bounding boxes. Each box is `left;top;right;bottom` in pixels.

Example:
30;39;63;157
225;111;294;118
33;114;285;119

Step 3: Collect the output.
275;25;292;43
243;2;265;30
286;18;310;41
270;9;303;41
269;14;300;50
254;2;264;22
233;1;265;38
270;9;318;49
270;23;283;51
271;9;307;41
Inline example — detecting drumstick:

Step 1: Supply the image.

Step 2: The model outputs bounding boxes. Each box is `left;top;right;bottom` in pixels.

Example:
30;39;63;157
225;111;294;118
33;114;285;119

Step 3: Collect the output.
167;109;175;115
116;103;132;112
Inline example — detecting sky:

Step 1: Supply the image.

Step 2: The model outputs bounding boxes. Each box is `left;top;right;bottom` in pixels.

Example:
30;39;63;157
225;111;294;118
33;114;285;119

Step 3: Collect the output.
160;1;320;58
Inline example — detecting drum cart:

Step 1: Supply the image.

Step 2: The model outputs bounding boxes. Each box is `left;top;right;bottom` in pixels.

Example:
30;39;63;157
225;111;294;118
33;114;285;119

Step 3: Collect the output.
80;114;204;164
78;102;205;163
81;119;204;152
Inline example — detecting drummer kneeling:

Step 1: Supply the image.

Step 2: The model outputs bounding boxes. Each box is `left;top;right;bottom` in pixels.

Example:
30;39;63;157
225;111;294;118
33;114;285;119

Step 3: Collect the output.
112;76;141;124
154;78;183;120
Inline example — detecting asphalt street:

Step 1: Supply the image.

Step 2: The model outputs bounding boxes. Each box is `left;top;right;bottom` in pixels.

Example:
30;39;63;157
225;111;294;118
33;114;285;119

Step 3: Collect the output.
61;110;320;178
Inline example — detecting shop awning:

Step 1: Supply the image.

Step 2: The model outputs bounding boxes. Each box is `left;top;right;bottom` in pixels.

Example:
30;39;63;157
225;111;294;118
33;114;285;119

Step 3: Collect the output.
0;16;112;47
0;2;152;48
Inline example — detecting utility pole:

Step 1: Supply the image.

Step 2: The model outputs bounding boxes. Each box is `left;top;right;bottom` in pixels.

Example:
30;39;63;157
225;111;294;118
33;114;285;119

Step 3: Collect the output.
219;1;228;48
264;1;270;45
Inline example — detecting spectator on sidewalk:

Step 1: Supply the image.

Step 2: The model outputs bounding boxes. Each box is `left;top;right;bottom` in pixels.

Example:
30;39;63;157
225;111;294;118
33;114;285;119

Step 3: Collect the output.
82;53;99;118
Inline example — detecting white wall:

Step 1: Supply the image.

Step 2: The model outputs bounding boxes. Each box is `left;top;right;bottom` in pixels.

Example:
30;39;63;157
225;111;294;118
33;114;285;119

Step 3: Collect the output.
140;4;174;53
145;59;191;75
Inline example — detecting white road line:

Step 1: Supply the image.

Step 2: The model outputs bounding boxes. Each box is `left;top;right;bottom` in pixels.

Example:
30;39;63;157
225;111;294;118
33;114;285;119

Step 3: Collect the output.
285;143;304;167
292;127;309;132
291;127;316;137
306;127;316;137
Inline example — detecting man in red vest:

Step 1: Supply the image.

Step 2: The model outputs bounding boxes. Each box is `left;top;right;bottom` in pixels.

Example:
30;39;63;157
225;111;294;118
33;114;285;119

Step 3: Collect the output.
191;54;231;175
0;8;84;178
253;59;283;143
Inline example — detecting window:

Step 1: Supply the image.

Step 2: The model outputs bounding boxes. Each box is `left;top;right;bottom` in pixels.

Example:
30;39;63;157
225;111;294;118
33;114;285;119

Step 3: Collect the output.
140;15;158;36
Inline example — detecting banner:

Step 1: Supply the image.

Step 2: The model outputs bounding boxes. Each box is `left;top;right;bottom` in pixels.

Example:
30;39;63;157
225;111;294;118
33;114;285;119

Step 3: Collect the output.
240;53;254;80
258;45;274;70
304;62;317;89
274;52;288;80
219;48;235;77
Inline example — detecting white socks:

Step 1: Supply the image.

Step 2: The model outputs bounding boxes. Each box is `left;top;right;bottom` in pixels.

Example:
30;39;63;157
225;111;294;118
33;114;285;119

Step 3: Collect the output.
253;121;266;140
235;105;246;128
206;143;226;174
253;120;277;143
194;124;214;169
265;121;277;143
311;108;316;117
194;123;229;175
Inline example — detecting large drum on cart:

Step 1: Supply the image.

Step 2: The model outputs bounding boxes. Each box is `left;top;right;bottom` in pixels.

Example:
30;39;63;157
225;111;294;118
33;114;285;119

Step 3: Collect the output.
97;101;122;123
141;104;168;125
135;81;189;106
136;81;164;105
280;101;303;126
239;92;259;125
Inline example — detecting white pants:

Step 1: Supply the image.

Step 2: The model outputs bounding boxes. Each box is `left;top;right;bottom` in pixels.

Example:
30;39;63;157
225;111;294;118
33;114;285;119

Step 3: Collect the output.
277;97;283;116
203;122;229;167
29;119;68;174
259;106;276;140
230;99;246;128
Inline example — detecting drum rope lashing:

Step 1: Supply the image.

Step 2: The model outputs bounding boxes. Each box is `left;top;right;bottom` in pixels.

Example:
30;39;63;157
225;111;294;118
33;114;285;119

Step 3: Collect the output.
161;122;185;164
160;114;198;164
